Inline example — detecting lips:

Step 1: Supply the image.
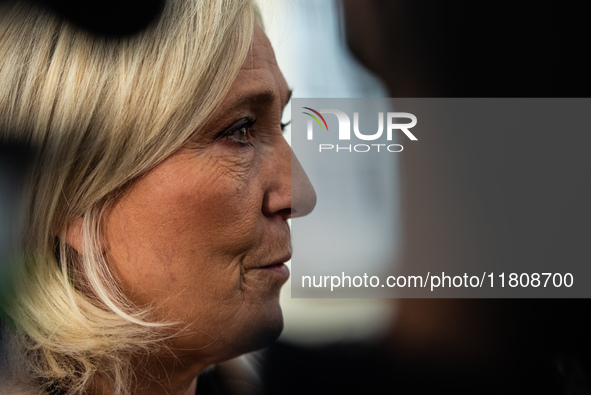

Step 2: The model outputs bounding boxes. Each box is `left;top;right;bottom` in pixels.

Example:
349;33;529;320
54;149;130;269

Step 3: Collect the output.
248;253;291;281
259;254;291;269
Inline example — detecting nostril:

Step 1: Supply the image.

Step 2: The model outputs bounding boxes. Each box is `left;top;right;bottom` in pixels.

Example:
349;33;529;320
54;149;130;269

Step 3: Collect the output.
280;207;292;220
288;208;299;220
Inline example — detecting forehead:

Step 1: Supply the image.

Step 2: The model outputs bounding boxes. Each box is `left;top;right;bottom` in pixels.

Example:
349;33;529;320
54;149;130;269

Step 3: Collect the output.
244;25;280;72
226;25;290;105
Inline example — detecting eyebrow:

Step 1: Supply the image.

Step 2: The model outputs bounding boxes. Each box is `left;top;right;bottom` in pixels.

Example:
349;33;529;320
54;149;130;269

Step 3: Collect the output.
229;88;293;111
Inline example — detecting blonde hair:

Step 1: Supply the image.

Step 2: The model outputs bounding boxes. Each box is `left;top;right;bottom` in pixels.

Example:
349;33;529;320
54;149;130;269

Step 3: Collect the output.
0;0;258;393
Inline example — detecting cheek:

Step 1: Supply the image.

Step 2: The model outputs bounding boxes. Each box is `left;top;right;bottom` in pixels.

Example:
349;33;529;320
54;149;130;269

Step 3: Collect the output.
102;151;264;301
181;153;264;253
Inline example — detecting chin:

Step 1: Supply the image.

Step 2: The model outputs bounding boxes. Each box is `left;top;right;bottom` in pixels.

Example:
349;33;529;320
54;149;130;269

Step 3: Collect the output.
252;312;284;350
231;302;285;358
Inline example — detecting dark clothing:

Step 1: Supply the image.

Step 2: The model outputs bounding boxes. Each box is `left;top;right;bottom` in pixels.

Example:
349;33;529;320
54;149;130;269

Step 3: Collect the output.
261;341;565;395
196;367;228;395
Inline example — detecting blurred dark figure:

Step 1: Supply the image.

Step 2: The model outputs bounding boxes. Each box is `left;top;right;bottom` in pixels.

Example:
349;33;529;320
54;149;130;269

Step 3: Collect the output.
0;143;30;268
263;1;591;394
342;0;589;97
0;0;164;36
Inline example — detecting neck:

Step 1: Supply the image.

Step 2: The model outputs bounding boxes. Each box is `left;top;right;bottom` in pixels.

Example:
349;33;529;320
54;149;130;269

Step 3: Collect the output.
134;353;209;395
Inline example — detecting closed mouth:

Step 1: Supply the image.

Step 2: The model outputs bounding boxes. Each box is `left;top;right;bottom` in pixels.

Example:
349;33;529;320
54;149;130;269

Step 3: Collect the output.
260;254;291;269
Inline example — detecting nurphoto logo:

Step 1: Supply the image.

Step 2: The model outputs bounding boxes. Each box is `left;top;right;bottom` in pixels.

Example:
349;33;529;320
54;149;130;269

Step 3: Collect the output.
302;107;417;153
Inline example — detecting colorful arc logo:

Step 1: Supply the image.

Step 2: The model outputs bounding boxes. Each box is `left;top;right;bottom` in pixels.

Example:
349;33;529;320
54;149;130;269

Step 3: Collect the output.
302;107;329;131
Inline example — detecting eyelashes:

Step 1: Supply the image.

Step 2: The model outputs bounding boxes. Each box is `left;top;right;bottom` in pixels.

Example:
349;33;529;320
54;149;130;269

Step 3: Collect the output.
281;120;291;132
218;117;292;148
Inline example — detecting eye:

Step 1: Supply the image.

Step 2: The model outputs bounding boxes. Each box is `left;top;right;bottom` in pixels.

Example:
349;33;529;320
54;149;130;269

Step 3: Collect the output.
220;117;256;146
229;126;249;143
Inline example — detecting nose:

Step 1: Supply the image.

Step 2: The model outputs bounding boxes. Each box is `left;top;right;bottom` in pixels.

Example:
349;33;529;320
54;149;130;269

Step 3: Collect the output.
262;138;316;220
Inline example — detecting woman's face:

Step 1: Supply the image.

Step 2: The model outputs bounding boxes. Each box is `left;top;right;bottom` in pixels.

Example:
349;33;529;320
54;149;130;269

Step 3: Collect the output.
100;26;315;363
